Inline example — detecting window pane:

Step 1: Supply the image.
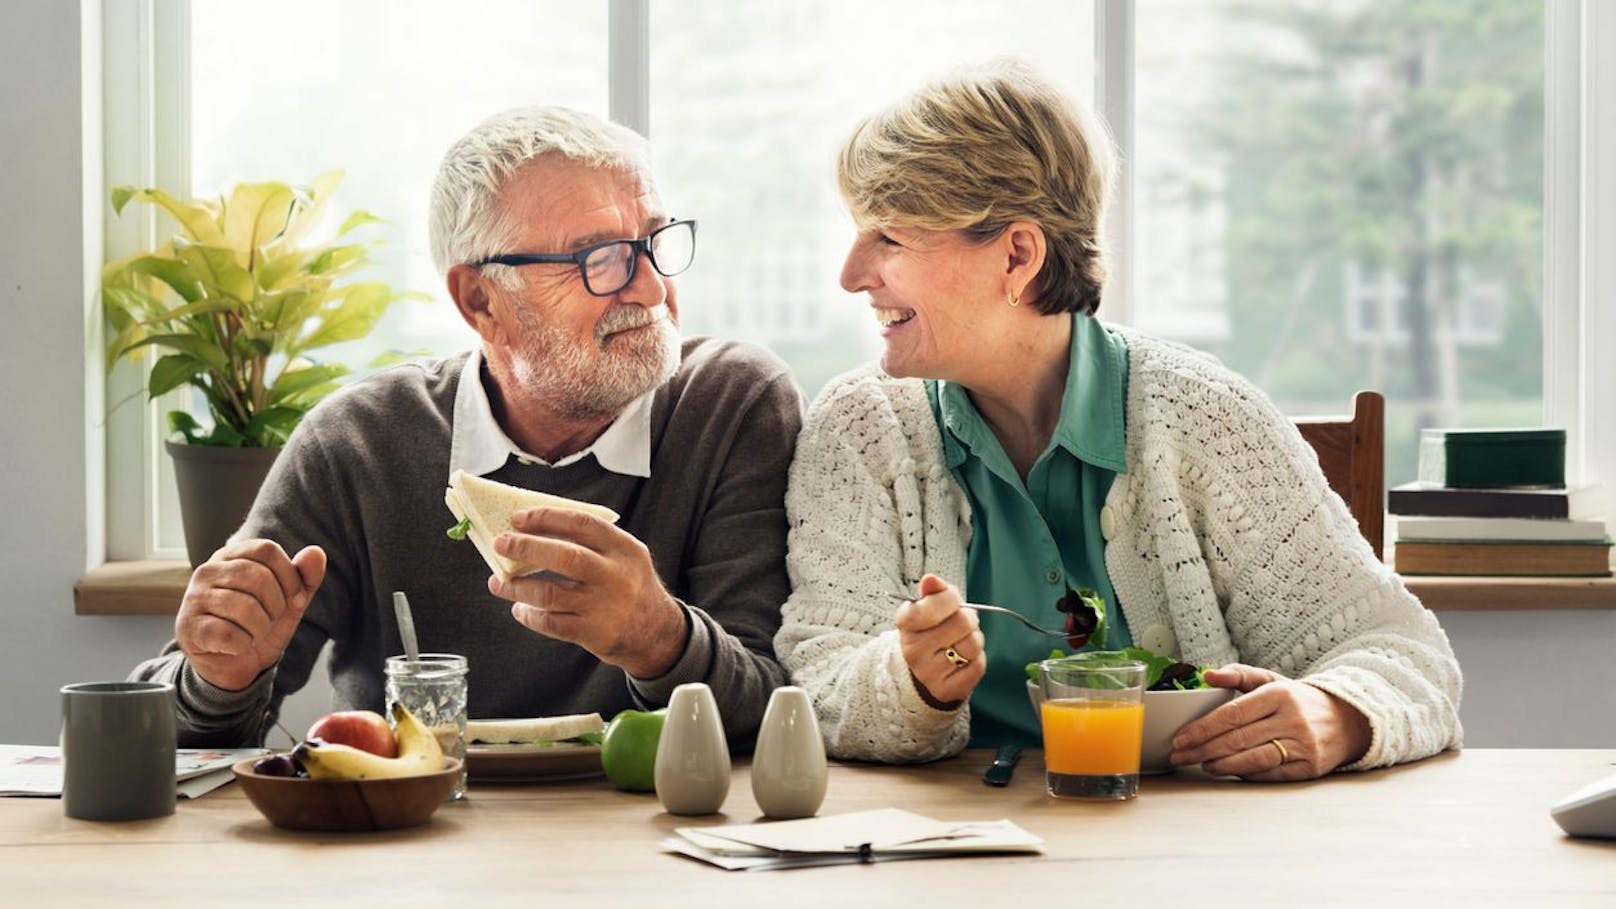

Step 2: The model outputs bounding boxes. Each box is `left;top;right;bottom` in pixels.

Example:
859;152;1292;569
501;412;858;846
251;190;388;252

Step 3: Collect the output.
1134;0;1544;487
651;0;1096;398
180;0;607;554
191;0;607;368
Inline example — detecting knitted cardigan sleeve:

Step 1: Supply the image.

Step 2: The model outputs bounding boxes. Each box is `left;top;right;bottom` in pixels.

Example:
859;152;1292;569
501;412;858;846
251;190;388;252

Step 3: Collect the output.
775;367;973;763
1107;332;1463;770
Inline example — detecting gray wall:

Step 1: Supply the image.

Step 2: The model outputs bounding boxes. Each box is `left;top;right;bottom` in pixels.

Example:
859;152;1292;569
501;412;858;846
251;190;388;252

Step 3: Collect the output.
0;0;331;747
0;0;1608;751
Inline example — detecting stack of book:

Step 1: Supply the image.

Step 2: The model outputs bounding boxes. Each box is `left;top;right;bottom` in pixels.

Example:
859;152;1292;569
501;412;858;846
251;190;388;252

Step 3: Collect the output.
1391;427;1610;577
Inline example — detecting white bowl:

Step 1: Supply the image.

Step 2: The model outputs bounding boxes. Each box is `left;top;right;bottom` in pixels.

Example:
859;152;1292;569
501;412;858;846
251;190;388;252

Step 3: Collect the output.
1027;681;1233;774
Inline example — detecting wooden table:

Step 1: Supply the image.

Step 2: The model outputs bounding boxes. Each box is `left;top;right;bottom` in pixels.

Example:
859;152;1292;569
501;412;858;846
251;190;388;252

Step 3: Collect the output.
3;749;1612;907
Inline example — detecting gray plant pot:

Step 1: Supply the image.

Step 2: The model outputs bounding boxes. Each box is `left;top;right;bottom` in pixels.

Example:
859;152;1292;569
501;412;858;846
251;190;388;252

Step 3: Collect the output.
165;440;281;567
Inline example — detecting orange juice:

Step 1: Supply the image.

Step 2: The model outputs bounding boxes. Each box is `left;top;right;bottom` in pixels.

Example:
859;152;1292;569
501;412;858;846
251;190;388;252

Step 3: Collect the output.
1040;698;1145;776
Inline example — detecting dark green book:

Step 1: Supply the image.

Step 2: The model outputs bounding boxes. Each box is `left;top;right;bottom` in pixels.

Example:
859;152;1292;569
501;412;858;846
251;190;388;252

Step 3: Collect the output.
1418;428;1565;489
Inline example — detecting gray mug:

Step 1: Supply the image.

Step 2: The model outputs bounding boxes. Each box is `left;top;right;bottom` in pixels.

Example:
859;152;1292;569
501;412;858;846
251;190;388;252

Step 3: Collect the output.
60;681;177;820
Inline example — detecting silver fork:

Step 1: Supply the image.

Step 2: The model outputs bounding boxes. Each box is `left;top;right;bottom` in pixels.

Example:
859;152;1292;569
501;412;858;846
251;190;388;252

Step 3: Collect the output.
886;593;1070;640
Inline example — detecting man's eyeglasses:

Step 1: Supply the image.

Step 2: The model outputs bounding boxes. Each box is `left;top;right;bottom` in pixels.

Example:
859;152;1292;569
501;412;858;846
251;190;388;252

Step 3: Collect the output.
475;218;697;297
1055;588;1102;650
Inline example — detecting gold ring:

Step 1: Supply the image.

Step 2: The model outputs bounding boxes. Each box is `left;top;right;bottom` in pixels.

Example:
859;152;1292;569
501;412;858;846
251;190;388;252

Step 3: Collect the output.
944;647;970;667
1270;738;1289;764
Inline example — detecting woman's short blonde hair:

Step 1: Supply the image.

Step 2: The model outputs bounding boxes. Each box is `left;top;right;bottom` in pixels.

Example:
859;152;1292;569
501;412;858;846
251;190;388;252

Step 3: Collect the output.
838;59;1115;315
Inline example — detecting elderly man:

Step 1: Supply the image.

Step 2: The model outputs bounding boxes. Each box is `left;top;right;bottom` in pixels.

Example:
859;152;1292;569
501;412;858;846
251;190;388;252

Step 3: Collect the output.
131;106;803;747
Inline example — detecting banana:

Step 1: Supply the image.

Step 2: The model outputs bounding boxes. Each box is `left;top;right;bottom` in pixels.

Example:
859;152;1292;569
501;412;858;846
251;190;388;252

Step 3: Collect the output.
388;700;447;764
294;702;447;781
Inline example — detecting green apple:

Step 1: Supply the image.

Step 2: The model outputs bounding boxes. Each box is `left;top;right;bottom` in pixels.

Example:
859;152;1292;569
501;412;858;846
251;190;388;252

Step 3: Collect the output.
600;707;666;792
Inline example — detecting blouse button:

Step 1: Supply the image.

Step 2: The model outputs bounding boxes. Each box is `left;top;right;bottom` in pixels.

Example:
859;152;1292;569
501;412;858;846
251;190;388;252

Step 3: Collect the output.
1140;623;1177;655
1044;566;1062;585
1099;506;1118;541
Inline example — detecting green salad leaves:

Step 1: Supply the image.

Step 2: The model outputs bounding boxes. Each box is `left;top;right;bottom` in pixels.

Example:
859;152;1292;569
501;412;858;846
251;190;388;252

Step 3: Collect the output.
1025;646;1211;691
446;517;472;541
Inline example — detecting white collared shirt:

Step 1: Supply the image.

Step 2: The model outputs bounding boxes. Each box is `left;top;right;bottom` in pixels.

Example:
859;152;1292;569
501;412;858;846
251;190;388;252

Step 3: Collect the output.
447;348;653;482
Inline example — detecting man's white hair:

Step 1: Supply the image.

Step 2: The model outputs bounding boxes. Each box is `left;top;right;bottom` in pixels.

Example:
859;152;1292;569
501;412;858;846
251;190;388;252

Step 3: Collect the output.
428;106;652;278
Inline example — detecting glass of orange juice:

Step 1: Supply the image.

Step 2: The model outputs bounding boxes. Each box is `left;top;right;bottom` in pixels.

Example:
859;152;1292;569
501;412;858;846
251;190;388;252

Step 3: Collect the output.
1038;654;1147;800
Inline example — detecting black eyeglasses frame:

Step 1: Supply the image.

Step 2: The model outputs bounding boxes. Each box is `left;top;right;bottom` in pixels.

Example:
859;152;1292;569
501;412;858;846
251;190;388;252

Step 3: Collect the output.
474;218;697;297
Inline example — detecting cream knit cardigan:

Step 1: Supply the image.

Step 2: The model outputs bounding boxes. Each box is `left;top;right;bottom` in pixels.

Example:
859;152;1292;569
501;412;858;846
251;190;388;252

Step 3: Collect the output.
776;326;1463;768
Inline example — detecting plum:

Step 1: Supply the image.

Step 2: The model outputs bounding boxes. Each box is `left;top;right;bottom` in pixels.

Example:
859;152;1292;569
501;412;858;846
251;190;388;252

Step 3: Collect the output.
252;753;304;778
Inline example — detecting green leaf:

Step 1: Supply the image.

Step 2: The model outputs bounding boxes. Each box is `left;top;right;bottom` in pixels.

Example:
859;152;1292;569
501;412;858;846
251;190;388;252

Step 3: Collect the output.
1117;648;1177;689
267;363;348;406
255;249;315;291
167;410;204;444
1076;586;1107;646
148;354;206;397
1025;649;1068;684
280;170;345;248
335;209;384;237
446;517;472;541
105;324;144;373
118;333;230;372
231;333;273;362
112;187;226;246
176;245;255;302
292;283;393;353
368;348;433;369
136;296;235;325
121;254;205;302
242;405;305;447
307;243;371;277
199;420;248;447
223;182;297;266
101;282;167;325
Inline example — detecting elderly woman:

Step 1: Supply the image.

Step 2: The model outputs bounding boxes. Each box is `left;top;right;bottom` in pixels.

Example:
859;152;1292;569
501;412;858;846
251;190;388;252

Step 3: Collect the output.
776;61;1462;780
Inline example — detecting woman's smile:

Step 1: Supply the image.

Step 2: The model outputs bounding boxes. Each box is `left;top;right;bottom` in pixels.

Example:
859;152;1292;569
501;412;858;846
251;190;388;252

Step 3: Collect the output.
874;306;916;335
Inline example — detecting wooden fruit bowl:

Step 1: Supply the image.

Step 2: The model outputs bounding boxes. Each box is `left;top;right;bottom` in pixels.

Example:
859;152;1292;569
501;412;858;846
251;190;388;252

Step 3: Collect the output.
232;756;462;832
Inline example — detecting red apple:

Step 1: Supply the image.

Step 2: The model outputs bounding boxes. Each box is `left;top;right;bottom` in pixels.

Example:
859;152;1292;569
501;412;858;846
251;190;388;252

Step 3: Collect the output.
305;710;397;758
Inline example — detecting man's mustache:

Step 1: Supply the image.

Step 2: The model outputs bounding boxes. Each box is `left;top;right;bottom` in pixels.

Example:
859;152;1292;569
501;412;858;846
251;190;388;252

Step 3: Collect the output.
595;304;669;339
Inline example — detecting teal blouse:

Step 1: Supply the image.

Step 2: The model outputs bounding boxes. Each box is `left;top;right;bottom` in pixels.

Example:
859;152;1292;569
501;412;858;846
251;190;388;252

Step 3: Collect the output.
924;313;1132;747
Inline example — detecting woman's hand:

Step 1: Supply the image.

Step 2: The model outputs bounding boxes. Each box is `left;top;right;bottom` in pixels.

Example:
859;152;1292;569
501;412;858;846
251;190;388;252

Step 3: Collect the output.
1168;664;1372;781
896;573;986;709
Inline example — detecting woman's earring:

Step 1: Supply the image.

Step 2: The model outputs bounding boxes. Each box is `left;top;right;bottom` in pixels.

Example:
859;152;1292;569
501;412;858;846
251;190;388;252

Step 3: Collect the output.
1006;290;1020;307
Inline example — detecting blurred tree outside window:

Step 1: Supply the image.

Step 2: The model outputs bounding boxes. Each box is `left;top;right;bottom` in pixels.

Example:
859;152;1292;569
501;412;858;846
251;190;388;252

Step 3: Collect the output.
1134;0;1544;487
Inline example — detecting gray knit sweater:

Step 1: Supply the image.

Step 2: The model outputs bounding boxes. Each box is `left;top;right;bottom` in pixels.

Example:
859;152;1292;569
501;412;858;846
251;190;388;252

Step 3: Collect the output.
132;337;804;748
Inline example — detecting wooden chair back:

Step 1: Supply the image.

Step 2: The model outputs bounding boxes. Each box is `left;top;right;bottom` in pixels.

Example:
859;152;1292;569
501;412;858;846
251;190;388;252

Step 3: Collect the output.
1293;390;1386;562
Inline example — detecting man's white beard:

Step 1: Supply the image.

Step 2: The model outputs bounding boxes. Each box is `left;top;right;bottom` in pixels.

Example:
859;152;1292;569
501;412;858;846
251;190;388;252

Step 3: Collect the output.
508;303;681;421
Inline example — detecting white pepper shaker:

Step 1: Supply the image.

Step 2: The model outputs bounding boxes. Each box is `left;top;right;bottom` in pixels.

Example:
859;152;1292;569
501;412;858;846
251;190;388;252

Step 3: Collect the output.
654;682;731;815
750;686;827;819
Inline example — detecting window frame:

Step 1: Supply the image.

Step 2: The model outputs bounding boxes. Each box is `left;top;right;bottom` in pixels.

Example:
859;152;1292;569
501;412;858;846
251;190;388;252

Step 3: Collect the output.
103;0;192;561
99;0;1613;561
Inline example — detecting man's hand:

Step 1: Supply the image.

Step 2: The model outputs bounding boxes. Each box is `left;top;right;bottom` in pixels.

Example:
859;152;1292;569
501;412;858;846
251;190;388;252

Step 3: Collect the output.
488;507;688;679
1168;663;1373;781
896;573;986;710
175;540;327;692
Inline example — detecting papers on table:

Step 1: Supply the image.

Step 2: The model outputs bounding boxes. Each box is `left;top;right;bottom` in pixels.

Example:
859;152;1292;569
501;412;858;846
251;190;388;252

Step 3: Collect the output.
663;807;1044;871
0;745;266;799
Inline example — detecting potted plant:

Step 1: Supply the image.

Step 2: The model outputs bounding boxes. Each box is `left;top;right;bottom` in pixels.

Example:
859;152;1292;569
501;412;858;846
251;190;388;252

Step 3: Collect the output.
102;171;416;566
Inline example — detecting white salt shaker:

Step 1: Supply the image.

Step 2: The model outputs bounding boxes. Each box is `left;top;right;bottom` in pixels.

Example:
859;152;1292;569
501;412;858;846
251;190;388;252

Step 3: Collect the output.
750;686;827;819
654;682;731;815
